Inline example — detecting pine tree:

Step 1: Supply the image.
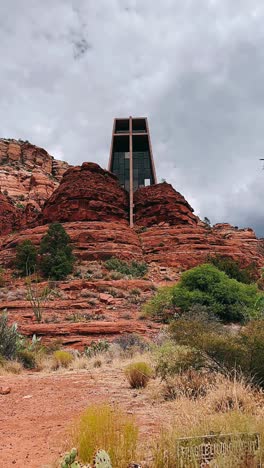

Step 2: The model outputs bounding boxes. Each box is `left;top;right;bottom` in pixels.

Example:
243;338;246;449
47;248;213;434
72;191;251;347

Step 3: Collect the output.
39;223;74;280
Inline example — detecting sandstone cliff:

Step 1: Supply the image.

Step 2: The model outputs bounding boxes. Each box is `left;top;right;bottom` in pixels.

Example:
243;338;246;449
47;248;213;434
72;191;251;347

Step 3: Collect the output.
42;162;128;223
0;139;69;234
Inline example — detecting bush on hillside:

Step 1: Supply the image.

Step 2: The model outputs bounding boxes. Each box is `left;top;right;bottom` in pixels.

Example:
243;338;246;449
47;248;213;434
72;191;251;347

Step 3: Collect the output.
169;312;264;386
169;313;247;372
142;286;174;322
144;264;263;323
154;341;205;380
208;255;259;284
39;223;75;280
239;320;264;386
105;257;148;278
15;239;37;276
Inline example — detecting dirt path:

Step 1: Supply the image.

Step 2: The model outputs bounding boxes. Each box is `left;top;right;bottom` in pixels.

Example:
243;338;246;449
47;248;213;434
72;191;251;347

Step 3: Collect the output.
0;368;164;468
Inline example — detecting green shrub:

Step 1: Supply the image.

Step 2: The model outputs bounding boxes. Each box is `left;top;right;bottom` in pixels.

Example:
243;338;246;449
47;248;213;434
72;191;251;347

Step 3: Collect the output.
72;404;138;467
15;239;37;276
208;255;259;284
105;257;148;278
125;361;153;388
40;223;75;280
53;350;73;368
145;264;263;323
169;314;247;372
169;313;264;385
17;349;37;369
154;342;205;380
142;286;174;322
0;312;20;359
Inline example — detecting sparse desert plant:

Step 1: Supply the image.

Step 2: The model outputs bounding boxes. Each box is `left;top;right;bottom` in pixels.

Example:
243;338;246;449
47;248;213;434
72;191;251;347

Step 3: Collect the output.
17;349;37;369
105;258;148;278
142;286;174;322
113;333;148;352
0;311;20;359
93;359;102;368
72;404;138;467
84;340;110;358
26;278;51;323
53;350;74;369
161;370;216;401
208;374;257;413
0;360;23;374
125;361;153;388
154;342;205;380
109;271;123;280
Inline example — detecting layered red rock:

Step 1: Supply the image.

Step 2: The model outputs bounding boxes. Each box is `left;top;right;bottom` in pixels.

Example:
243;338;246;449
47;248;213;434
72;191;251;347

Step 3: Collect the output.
134;182;198;227
0;192;20;235
139;223;264;270
0;221;143;266
42;163;129;223
0;139;69;212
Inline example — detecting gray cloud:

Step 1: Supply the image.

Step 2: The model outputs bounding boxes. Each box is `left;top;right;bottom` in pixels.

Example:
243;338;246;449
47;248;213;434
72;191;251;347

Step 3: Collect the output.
0;0;264;235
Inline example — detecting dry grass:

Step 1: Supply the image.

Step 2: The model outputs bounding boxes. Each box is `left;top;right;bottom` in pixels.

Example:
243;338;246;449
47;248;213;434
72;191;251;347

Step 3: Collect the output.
71;404;138;468
0;360;23;375
125;361;153;389
151;374;264;467
207;374;262;413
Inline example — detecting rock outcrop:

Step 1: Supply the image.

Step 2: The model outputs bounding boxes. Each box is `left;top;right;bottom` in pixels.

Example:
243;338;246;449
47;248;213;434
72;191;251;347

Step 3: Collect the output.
134;182;198;227
0;192;20;235
42;163;129;223
0;221;143;266
0;139;69;214
139;222;264;270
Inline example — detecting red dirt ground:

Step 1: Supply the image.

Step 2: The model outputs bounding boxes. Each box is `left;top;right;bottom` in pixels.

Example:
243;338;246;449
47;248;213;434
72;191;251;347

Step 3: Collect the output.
1;367;165;468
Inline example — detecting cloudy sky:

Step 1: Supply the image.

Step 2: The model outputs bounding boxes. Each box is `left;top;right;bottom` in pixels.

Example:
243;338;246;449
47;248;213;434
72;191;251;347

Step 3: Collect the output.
1;0;264;235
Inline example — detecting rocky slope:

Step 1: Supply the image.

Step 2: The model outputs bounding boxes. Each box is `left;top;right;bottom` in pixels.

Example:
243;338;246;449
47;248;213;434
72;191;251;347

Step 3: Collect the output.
134;182;198;227
42;162;128;223
0;147;264;347
0;139;69;234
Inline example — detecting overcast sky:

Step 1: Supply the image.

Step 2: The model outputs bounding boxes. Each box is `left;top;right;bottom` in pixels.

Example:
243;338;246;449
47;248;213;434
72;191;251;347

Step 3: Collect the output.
1;0;264;235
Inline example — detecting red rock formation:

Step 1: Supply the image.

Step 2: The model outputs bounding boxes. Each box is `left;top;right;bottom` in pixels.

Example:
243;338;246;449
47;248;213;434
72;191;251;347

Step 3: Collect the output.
1;147;264;348
139;223;264;270
134;182;198;227
0;192;20;235
42;163;129;223
0;221;143;266
0;139;69;212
